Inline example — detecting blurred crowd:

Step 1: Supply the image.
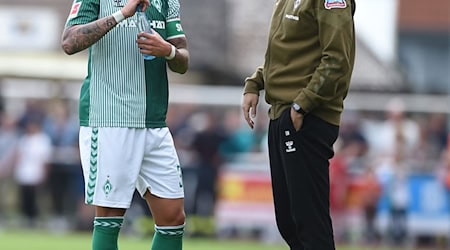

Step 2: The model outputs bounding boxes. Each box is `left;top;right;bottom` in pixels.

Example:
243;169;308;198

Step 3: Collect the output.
329;98;450;247
0;99;84;231
0;97;449;247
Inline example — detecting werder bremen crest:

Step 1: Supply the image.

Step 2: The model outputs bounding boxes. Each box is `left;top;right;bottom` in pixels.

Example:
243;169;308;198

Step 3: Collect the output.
152;0;163;13
103;178;113;196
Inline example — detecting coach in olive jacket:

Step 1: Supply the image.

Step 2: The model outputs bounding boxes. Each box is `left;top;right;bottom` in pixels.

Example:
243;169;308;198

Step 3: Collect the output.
242;0;355;249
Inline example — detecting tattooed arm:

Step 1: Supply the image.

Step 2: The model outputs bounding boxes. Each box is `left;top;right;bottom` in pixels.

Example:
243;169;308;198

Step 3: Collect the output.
135;34;189;74
61;0;149;55
61;16;117;55
167;37;189;74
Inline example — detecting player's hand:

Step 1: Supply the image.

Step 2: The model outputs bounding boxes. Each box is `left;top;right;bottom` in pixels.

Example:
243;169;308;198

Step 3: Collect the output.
121;0;150;18
242;93;259;129
136;31;173;58
290;107;304;131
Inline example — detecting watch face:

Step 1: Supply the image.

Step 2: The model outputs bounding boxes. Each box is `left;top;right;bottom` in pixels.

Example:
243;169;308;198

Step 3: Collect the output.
293;103;306;115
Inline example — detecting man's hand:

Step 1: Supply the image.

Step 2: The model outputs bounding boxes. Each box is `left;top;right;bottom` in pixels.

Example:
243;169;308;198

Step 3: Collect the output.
62;0;149;55
121;0;150;18
290;108;304;131
242;93;259;129
136;31;173;58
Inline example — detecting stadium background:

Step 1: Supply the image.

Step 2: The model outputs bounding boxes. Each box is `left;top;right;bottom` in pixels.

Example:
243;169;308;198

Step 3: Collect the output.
0;0;449;249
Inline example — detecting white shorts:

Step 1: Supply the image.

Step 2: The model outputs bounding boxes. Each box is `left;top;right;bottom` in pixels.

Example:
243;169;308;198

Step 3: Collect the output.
79;127;184;209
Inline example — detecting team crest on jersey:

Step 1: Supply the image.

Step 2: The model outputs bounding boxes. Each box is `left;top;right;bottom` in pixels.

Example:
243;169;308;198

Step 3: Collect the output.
324;0;347;9
69;1;82;19
152;0;163;13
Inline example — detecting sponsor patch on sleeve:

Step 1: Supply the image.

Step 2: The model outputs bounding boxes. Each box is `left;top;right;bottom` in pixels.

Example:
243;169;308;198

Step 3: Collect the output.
324;0;347;9
69;1;82;19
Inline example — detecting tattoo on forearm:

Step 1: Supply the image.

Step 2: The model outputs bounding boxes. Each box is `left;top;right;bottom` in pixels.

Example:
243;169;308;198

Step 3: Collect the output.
63;16;117;54
167;39;189;74
168;48;189;74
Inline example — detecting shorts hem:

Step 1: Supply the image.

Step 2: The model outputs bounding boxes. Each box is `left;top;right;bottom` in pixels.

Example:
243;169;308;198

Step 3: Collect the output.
88;200;131;209
137;187;184;199
151;192;184;199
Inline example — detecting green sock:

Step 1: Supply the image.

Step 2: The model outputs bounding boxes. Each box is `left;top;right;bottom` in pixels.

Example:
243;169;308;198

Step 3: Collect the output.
151;224;185;250
92;217;124;250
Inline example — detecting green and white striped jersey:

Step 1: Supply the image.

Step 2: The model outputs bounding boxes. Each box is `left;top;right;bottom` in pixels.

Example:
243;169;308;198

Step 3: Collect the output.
65;0;185;128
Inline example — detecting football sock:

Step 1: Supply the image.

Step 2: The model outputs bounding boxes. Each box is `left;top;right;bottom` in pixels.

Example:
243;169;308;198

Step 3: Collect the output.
92;217;124;250
151;224;185;250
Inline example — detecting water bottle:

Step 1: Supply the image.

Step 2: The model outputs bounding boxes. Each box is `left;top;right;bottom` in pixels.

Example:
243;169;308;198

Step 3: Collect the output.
136;5;155;60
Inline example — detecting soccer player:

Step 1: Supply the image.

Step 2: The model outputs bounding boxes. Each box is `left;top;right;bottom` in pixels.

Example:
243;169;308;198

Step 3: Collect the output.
61;0;189;249
242;0;356;249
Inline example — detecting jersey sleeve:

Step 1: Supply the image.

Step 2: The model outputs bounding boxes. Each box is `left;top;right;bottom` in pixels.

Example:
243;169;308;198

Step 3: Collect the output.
65;0;100;27
295;0;355;112
244;66;265;94
166;0;185;40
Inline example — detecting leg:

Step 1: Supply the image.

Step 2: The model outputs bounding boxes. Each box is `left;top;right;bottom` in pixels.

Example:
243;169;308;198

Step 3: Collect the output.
268;119;304;250
48;165;67;216
92;206;126;250
96;207;126;217
144;191;185;250
138;128;186;250
144;191;185;226
20;185;38;226
79;127;147;250
279;112;339;250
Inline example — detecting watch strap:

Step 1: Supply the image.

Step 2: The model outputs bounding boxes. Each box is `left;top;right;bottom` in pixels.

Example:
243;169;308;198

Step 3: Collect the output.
292;103;307;115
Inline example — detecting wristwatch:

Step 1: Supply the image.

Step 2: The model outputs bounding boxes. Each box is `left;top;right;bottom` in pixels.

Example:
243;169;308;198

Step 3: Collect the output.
292;103;307;115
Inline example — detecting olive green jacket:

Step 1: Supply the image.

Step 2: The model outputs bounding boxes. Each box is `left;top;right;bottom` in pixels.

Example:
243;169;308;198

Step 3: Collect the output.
244;0;355;126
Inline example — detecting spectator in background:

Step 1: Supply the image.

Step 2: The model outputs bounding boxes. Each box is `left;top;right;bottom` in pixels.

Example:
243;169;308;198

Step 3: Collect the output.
17;99;47;132
328;143;350;244
424;114;448;154
387;165;410;246
415;113;448;171
338;111;368;175
364;98;420;169
220;109;254;160
0;113;19;225
329;123;368;243
43;100;81;231
378;124;411;246
0;113;19;176
360;166;382;244
13;115;52;227
363;98;416;245
189;111;227;237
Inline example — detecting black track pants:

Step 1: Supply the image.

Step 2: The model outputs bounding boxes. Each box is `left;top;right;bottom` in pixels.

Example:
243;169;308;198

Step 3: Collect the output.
268;108;339;250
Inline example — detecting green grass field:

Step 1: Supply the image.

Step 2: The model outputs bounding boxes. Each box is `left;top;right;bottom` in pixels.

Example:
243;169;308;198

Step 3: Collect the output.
1;230;285;250
0;230;413;250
